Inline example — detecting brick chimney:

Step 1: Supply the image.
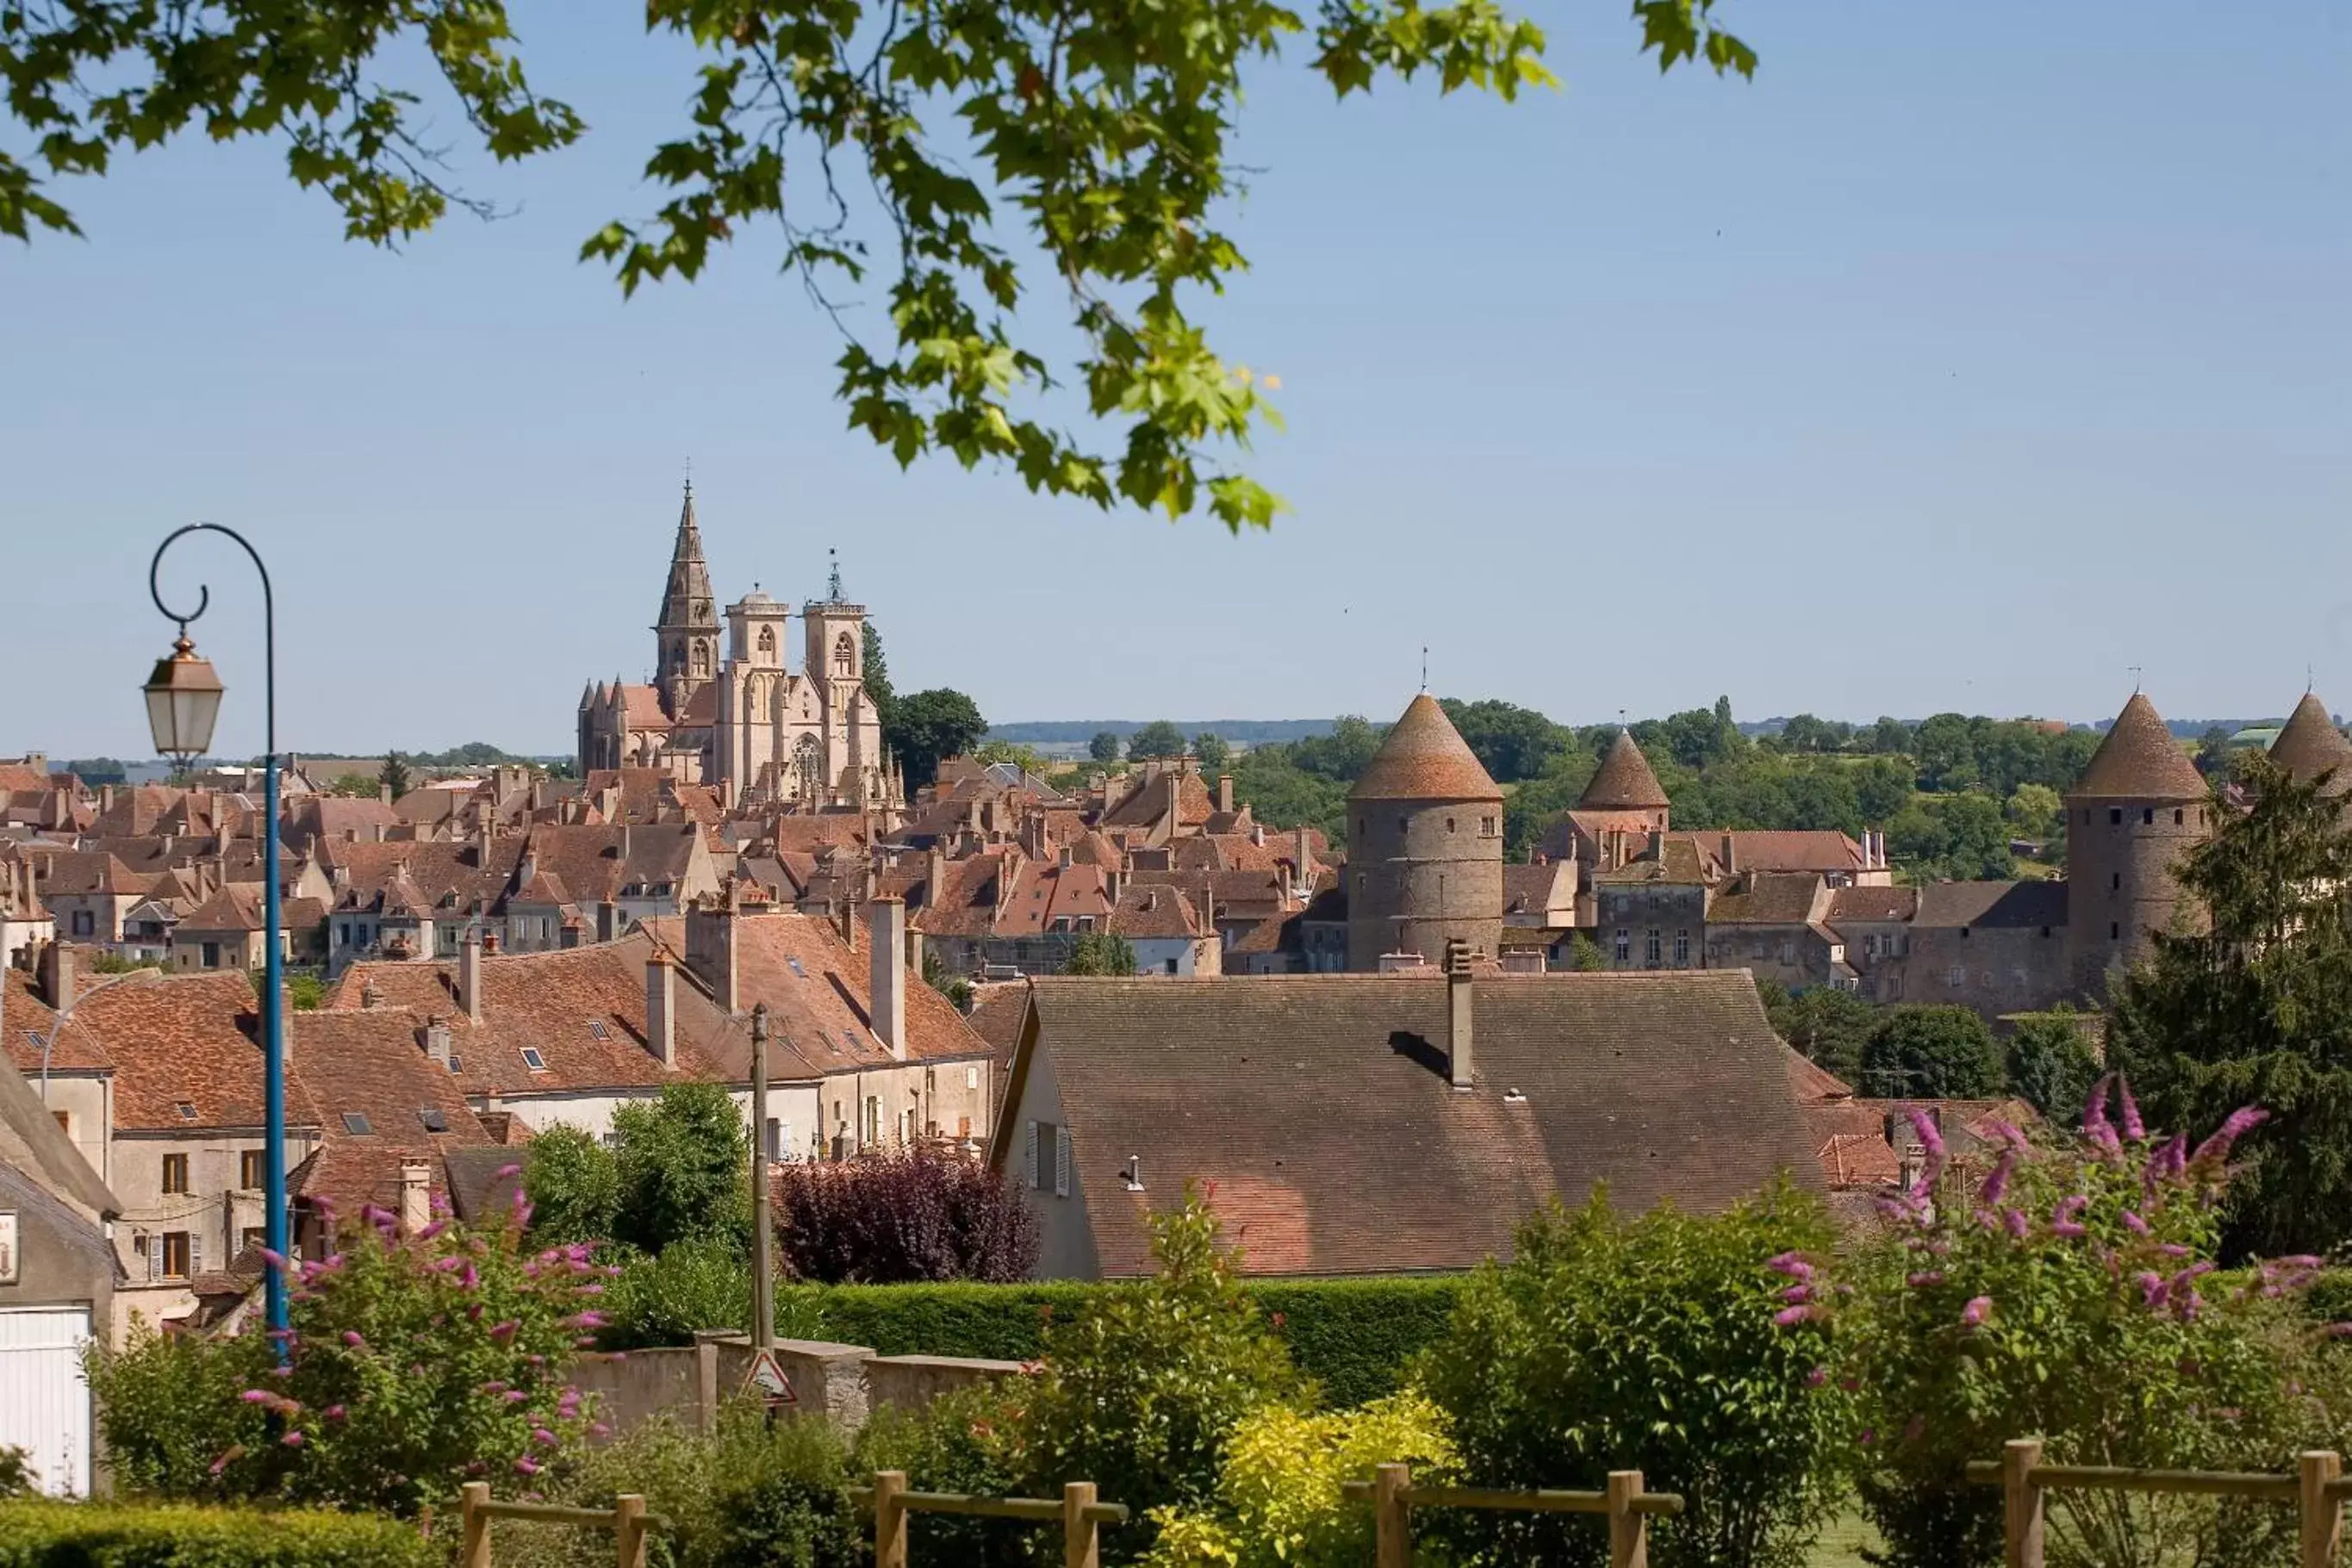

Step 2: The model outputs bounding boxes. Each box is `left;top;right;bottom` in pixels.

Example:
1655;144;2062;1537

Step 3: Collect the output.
1720;832;1737;877
645;948;676;1067
1445;937;1474;1090
424;1014;452;1067
1217;774;1234;815
458;929;484;1024
868;896;906;1061
398;1160;431;1235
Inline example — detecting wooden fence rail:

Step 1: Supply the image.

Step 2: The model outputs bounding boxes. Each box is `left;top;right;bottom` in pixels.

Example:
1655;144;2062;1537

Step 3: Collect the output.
1965;1440;2349;1568
457;1480;662;1568
1340;1461;1684;1568
848;1470;1130;1568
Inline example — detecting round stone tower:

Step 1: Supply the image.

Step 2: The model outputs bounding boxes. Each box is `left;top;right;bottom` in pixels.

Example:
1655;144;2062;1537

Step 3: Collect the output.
2267;691;2352;794
2064;692;2212;999
1346;694;1505;972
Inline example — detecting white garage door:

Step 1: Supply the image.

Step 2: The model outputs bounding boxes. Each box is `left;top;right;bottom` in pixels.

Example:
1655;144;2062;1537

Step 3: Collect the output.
0;1307;94;1496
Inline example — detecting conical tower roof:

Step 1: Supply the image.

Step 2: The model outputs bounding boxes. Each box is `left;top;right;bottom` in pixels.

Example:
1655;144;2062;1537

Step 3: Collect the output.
1579;730;1670;811
2268;693;2352;791
1349;694;1501;801
654;481;716;632
2069;693;2207;800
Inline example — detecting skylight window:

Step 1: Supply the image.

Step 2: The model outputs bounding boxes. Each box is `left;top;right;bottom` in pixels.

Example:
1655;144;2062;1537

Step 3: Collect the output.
588;1020;610;1040
843;1030;862;1053
24;1030;45;1049
418;1109;448;1133
447;1053;464;1073
521;1047;548;1072
786;957;806;980
174;1101;198;1121
342;1112;372;1136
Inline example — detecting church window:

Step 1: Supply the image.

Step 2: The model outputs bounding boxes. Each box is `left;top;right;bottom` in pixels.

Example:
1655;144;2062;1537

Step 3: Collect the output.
692;642;711;677
757;626;775;656
793;734;824;800
669;644;687;673
833;631;856;678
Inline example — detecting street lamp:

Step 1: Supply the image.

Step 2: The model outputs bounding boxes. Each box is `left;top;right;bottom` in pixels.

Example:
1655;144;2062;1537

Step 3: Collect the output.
142;524;287;1342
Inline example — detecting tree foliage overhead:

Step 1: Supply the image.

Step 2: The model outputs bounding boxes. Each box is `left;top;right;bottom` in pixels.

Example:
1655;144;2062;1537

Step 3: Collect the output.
3;0;1757;528
2112;756;2352;1260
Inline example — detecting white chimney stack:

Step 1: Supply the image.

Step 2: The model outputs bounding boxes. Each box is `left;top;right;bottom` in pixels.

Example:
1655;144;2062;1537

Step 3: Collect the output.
458;929;483;1024
398;1159;431;1235
424;1014;452;1067
869;896;906;1061
1445;937;1474;1090
646;949;677;1067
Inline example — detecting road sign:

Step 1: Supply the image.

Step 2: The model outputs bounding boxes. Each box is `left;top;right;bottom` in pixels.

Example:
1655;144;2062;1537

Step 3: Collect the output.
745;1347;797;1409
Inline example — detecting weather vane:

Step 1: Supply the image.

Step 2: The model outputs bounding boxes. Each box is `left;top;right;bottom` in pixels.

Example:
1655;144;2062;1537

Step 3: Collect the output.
1420;646;1428;694
2129;664;2144;693
828;547;843;601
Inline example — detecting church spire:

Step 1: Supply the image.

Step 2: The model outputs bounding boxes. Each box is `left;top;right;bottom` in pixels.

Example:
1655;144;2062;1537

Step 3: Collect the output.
653;476;719;715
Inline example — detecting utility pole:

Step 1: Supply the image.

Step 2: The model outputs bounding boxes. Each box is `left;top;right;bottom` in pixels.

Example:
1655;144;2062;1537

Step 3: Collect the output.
750;1001;774;1351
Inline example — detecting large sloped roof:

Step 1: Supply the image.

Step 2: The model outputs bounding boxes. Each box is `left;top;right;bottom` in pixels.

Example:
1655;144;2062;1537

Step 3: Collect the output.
2268;693;2352;793
2069;694;2207;800
1348;695;1502;802
1008;970;1820;1277
1579;731;1671;811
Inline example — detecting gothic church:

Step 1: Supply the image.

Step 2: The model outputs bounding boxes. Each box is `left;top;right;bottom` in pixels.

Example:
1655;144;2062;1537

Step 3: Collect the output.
576;482;902;810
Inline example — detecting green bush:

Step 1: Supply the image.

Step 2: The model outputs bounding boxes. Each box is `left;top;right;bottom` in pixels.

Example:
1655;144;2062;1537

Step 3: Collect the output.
851;1386;1032;1568
603;1241;824;1351
1415;1181;1844;1568
484;1403;861;1568
778;1277;1462;1405
1140;1393;1456;1568
0;1499;437;1566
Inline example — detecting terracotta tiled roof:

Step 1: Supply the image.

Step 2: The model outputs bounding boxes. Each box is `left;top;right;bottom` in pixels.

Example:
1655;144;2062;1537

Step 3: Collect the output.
68;970;325;1131
178;883;265;933
1826;886;1917;924
1350;695;1502;802
908;852;1014;938
1579;731;1670;811
1;968;114;1073
1107;882;1206;940
328;936;746;1094
287;1011;495;1213
1707;872;1827;926
1690;831;1868;876
2268;693;2352;793
1007;970;1820;1277
1501;863;1571;918
1910;880;2067;930
2071;694;2207;800
1780;1043;1854;1105
1593;839;1709;886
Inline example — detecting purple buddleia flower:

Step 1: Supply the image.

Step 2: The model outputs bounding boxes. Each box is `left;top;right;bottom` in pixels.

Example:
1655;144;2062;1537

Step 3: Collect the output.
282;1430;305;1447
1766;1251;1814;1280
2191;1107;2270;1170
2082;1073;2118;1148
532;1428;558;1447
2117;1075;2145;1142
418;1220;449;1241
325;1405;346;1422
1961;1297;1993;1328
489;1319;520;1342
2136;1271;2168;1309
2004;1208;2030;1239
1980;1151;2018;1208
1805;1367;1827;1388
2147;1134;2189;1188
1782;1285;1813;1304
504;1390;530;1404
589;1422;611;1439
2050;1194;2089;1239
497;1163;522;1179
1905;1109;1947;1193
1774;1304;1817;1327
2159;1242;2191;1259
2121;1210;2150;1236
240;1389;275;1404
1907;1271;1944;1289
514;1457;541;1476
257;1247;288;1272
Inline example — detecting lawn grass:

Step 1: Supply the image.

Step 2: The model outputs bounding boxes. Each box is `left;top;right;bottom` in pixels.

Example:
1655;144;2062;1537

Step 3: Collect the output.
1808;1508;1879;1567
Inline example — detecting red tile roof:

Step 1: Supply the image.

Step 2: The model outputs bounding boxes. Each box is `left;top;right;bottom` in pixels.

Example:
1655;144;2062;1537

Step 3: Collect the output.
1350;695;1502;802
70;970;325;1132
2071;693;2207;800
2268;693;2352;792
1579;731;1670;810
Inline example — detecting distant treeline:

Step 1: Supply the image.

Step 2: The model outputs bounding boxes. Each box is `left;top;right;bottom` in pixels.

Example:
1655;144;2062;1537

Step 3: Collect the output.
986;719;1335;745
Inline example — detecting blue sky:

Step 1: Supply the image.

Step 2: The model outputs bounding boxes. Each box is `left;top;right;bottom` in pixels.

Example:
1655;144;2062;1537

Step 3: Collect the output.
3;1;2346;762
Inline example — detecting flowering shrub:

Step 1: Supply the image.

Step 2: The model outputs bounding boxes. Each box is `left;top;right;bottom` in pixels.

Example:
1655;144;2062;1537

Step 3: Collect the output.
1801;1079;2350;1568
1414;1182;1844;1568
87;1189;613;1517
1137;1393;1457;1568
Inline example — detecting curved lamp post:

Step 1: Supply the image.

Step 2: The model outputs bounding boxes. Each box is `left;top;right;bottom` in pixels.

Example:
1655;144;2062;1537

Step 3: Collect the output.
142;524;287;1340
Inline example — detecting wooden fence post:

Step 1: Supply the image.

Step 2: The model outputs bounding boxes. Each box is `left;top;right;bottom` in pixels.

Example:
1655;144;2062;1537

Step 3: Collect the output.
1607;1470;1647;1568
2001;1439;2044;1568
2300;1451;2343;1568
873;1470;909;1568
460;1481;491;1568
613;1494;648;1568
1063;1480;1101;1568
1372;1462;1411;1568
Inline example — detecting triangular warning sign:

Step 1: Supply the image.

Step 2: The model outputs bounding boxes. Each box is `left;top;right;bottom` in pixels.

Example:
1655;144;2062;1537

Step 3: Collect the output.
745;1347;797;1407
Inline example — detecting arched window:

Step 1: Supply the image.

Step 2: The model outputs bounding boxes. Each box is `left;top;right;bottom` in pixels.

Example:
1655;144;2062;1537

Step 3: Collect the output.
756;625;775;656
833;631;856;679
691;641;711;678
793;734;824;800
669;643;687;674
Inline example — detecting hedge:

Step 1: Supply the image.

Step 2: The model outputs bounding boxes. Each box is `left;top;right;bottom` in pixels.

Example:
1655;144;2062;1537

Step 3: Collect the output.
0;1501;437;1567
782;1276;1465;1407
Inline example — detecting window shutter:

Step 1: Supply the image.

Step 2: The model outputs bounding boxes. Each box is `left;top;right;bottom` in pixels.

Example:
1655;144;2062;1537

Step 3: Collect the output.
1024;1121;1039;1189
190;1232;204;1279
146;1234;161;1282
1055;1127;1072;1198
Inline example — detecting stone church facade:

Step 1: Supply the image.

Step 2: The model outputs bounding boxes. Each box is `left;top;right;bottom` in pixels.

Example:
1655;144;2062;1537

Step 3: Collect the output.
576;482;903;811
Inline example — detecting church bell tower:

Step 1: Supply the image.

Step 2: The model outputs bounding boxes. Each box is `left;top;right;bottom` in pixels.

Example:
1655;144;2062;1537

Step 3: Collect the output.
654;479;719;719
